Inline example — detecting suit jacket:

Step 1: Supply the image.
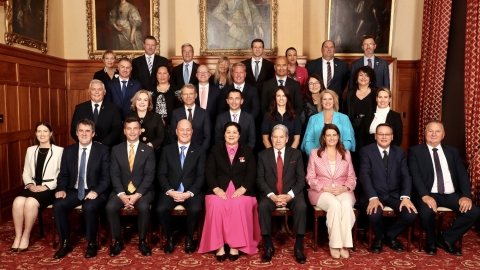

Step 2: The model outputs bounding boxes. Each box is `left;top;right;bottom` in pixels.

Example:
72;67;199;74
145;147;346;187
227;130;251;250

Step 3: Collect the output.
306;57;349;99
359;109;402;149
132;54;169;91
205;144;256;196
70;100;122;147
241;58;275;93
22;145;64;190
218;83;260;119
105;78;142;119
171;62;200;87
261;77;303;117
170;106;211;150
408;144;472;199
195;84;222;124
359;143;412;202
214;111;256;148
306;150;356;205
110;141;156;196
125;111;165;149
257;147;305;197
349;56;390;90
158;142;206;196
93;68;119;87
56;142;110;196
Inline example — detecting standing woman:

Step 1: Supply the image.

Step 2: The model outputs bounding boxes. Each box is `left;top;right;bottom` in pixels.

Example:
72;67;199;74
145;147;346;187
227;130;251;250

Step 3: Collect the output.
209;56;232;89
93;50;119;86
286;47;309;96
11;122;63;252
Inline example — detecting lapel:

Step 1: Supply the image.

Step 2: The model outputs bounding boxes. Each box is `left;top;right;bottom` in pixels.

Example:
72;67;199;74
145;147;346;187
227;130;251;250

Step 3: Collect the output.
372;145;386;175
386;146;395;176
331;151;343;178
113;79;123;102
373;56;381;73
267;148;278;179
421;143;435;175
283;147;292;176
245;59;254;78
97;103;106;119
231;145;244;168
333;58;340;80
182;144;196;173
441;144;455;175
142;111;153;125
86;143;96;181
220;144;232;167
237;111;245;125
319;151;332;178
132;142;146;172
123;80;136;104
72;144;80;182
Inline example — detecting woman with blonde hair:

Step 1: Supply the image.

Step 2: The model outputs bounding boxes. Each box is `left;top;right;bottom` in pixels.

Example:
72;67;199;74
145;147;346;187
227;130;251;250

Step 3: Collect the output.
209;56;232;89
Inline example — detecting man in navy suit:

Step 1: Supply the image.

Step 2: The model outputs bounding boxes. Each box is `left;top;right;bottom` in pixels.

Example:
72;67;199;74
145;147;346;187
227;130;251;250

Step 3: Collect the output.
215;89;256;148
241;39;275;94
132;36;168;92
195;64;221;125
53;118;110;259
171;43;199;87
105;58;142;119
170;84;211;150
359;123;417;253
409;120;480;256
349;35;390;91
156;119;206;254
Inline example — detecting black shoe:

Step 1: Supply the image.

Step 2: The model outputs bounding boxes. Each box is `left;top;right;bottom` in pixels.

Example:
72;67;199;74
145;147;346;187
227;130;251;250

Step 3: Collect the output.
163;236;175;254
109;240;125;257
53;239;73;259
8;248;18;253
228;254;239;262
424;243;437;255
139;240;152;256
216;253;227;262
262;247;275;262
85;242;98;258
384;234;404;253
184;236;196;254
370;239;383;253
294;248;306;264
437;234;461;256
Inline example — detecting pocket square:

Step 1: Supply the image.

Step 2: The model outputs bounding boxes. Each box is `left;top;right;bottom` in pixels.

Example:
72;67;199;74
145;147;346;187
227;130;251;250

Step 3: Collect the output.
290;160;296;164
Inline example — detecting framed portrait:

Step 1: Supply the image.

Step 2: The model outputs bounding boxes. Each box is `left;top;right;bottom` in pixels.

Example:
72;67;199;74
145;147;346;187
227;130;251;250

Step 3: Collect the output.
199;0;278;56
86;0;160;59
327;0;395;56
4;0;49;53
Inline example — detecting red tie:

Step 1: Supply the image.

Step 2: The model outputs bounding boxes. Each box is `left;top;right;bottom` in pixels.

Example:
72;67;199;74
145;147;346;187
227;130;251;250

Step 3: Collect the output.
276;151;283;195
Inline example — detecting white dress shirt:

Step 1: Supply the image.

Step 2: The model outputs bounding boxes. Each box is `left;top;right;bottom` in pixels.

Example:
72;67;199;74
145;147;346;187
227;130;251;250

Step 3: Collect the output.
76;142;92;189
117;140;140;196
183;61;193;81
363;55;376;67
251;57;263;75
91;100;103;113
322;58;335;85
184;104;196;119
426;144;455;194
276;76;287;86
229;109;242;122
233;82;246;92
267;147;295;198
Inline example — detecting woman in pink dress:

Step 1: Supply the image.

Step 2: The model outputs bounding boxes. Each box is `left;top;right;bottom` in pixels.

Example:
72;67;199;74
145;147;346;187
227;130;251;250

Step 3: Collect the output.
198;122;261;262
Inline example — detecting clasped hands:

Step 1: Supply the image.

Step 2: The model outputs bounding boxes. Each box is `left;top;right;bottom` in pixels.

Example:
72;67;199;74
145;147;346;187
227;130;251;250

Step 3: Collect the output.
28;184;48;192
119;193;141;208
167;190;191;203
322;186;348;196
213;186;246;200
270;194;292;207
422;195;472;213
55;190;98;200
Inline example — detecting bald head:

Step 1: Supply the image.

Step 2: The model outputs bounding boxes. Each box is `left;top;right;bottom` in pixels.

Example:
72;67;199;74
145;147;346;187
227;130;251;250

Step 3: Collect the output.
176;119;193;144
275;56;288;78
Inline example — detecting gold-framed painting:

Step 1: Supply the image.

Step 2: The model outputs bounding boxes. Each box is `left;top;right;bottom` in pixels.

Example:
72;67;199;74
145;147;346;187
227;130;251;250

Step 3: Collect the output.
4;0;49;54
327;0;395;56
86;0;160;60
199;0;278;56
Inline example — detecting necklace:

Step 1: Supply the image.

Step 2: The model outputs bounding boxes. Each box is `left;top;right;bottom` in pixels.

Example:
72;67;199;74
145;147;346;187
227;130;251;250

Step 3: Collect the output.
38;148;49;154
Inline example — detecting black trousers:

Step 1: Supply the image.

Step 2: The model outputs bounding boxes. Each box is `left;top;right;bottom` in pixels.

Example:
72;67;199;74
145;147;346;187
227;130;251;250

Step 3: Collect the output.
257;194;307;236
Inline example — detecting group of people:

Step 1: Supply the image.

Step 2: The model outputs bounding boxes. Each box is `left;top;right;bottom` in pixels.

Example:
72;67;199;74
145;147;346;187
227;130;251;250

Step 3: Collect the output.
10;35;479;265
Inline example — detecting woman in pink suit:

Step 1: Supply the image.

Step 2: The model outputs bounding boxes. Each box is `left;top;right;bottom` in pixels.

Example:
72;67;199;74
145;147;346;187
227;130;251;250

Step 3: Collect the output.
286;47;309;96
199;122;261;262
306;124;357;259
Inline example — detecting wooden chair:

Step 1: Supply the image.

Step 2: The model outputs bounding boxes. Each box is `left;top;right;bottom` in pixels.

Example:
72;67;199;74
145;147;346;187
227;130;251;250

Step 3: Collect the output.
110;207;153;245
312;206;358;251
368;206;412;251
159;205;203;247
418;207;463;252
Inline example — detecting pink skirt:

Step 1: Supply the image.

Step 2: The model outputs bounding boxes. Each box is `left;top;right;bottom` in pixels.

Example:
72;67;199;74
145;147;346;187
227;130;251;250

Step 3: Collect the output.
198;181;261;254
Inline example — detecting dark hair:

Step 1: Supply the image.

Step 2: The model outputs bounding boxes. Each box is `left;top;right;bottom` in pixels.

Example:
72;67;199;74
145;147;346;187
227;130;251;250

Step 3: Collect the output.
144;35;157;43
362;35;375;42
285;47;299;66
76;118;96;133
268;86;296;121
317;124;346;160
124;116;141;128
34;121;55;145
352;66;377;89
251;39;264;48
305;74;326;103
224;121;241;135
375;123;393;133
321;40;336;48
227;88;243;99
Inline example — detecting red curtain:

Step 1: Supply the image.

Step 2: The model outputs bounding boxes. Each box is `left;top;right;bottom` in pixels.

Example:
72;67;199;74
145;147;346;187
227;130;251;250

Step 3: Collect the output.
418;0;452;143
464;0;480;204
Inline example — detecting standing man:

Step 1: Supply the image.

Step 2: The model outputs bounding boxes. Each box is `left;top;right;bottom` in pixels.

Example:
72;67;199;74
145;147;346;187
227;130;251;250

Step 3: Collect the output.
359;123;417;253
70;79;122;147
349;35;390;91
195;64;221;125
409;120;480;256
106;117;156;257
156;120;206;254
241;39;275;94
257;124;307;264
53;119;110;259
132;36;168;92
105;58;142;119
171;43;199;87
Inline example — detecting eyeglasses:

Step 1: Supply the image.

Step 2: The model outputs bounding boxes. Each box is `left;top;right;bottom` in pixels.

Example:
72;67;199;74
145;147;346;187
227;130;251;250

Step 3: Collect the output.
376;133;392;137
197;70;210;74
363;43;375;47
308;82;320;86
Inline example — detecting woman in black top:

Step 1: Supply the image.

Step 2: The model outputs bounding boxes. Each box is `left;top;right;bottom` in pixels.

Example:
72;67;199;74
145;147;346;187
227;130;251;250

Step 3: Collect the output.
302;74;326;126
208;56;232;89
93;50;119;86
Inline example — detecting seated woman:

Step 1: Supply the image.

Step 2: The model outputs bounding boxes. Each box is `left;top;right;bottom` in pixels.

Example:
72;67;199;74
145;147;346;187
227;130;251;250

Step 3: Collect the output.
286;47;308;96
198;122;261;262
306;124;356;259
11;121;63;252
209;56;232;89
93;50;118;86
302;74;326;126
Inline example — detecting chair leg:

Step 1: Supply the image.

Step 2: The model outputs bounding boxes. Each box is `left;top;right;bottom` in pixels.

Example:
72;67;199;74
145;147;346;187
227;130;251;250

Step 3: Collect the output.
159;224;164;247
52;214;57;249
147;219;152;245
368;224;372;248
97;216;101;248
38;212;44;237
406;226;411;252
353;219;357;251
313;216;318;251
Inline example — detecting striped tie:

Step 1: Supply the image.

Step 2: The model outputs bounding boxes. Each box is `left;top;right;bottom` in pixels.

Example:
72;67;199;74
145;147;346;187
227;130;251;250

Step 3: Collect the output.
147;56;153;75
327;61;332;88
127;143;136;193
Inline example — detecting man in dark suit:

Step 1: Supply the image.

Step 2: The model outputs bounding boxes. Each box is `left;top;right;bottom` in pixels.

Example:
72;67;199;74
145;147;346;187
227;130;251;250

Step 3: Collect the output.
170;43;199;87
241;39;275;94
349;35;390;91
105;58;142;119
195;64;221;125
53;118;110;259
261;56;303;116
170;84;211;150
106;117;156;257
156;119;206;254
70;79;122;147
409;120;480;256
359;123;417;253
215;89;256;148
257;124;307;264
132;36;169;92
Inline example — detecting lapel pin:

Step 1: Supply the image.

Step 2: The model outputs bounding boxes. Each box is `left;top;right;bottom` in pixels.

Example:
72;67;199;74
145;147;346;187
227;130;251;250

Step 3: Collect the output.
376;62;379;65
239;157;245;162
141;149;144;152
335;64;337;67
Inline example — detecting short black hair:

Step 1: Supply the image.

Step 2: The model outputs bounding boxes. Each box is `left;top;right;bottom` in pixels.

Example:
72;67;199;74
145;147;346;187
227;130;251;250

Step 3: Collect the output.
224;121;241;135
227;88;243;99
251;39;264;48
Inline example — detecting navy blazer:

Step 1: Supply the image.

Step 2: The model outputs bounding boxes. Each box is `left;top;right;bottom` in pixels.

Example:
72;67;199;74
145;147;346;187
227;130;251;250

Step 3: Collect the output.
195;84;222;124
261;77;303;117
359;143;412;202
158;142;206;196
214;111;256;149
105;78;142;119
132;54;169;91
56;142;110;196
349;56;390;90
171;62;199;87
218;83;260;119
241;58;275;92
306;57;350;99
169;106;212;150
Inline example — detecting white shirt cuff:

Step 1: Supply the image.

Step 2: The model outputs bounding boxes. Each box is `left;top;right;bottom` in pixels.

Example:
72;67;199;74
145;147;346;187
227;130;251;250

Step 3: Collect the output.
288;190;295;198
400;196;410;200
267;192;274;198
117;192;125;196
369;197;378;201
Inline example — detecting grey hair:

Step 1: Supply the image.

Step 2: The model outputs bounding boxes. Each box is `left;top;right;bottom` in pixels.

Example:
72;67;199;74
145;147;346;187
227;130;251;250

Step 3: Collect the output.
89;79;105;90
181;43;194;53
271;124;289;137
181;83;197;94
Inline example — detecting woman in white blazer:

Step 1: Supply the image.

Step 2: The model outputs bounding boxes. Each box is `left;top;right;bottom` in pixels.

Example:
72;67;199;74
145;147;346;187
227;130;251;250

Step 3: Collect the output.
10;122;63;253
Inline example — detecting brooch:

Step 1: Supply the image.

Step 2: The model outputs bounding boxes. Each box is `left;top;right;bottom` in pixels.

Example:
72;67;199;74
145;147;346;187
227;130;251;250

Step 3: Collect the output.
141;128;145;133
142;137;147;141
239;157;245;162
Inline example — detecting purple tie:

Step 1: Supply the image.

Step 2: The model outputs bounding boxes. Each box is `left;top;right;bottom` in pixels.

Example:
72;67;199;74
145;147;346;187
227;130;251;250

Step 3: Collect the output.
432;148;445;194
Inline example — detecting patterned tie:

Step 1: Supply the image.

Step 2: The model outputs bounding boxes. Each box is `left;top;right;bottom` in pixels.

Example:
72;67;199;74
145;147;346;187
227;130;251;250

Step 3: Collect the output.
367;58;373;69
147;55;153;75
276;151;283;195
93;104;99;124
187;108;193;122
229;147;235;163
178;146;186;192
127;143;136;193
233;113;238;123
121;80;127;99
78;148;86;200
200;86;207;109
278;80;284;86
254;61;260;81
183;63;189;84
432;148;445;194
236;86;242;91
383;150;388;170
327;61;332;88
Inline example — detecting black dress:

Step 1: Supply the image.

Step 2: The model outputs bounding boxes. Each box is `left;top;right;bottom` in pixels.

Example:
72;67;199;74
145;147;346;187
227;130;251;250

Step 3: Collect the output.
93;68;119;86
151;85;182;145
261;111;302;147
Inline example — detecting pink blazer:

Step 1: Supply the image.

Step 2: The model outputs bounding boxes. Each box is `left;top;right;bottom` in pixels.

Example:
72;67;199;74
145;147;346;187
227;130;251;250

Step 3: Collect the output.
306;149;356;205
295;66;308;96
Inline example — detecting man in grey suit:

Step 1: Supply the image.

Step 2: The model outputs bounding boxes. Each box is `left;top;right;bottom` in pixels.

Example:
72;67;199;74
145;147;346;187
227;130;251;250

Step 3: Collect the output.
257;124;307;264
106;117;156;257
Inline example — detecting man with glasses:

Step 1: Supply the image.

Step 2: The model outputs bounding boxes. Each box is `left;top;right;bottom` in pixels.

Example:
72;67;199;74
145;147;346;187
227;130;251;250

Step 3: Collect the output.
359;123;417;253
194;65;221;125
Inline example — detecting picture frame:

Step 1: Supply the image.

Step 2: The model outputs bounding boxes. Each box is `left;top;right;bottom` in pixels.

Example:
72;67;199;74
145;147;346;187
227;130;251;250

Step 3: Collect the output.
86;0;160;60
327;0;395;56
199;0;278;56
4;0;49;54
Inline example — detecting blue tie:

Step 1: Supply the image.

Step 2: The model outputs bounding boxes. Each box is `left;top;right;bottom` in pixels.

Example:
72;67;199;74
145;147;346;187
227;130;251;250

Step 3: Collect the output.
178;146;186;192
78;148;87;200
183;63;189;84
121;80;127;99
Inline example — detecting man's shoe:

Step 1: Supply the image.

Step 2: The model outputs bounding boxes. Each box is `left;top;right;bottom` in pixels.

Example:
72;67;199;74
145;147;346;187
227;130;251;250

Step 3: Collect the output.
138;240;152;256
437;235;461;256
424;243;437;255
184;236;196;254
294;248;306;264
262;247;275;262
163;236;175;254
370;239;383;253
53;239;73;259
85;242;98;258
384;234;404;253
109;240;125;257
